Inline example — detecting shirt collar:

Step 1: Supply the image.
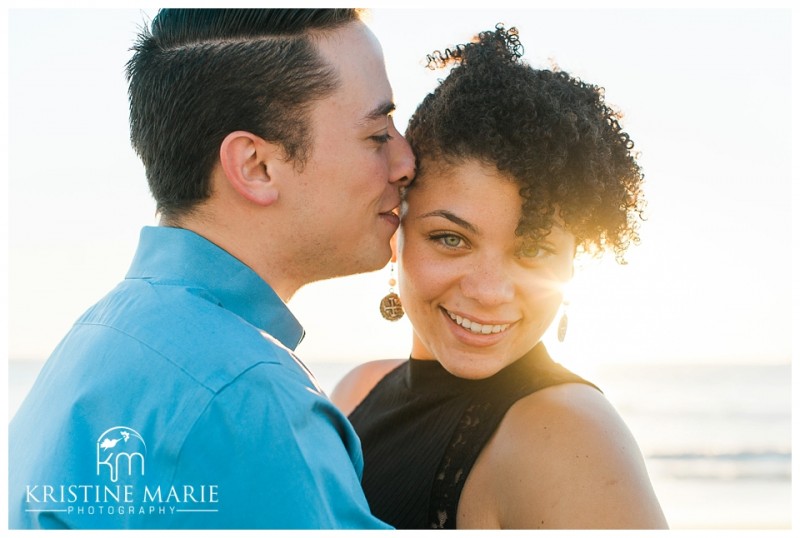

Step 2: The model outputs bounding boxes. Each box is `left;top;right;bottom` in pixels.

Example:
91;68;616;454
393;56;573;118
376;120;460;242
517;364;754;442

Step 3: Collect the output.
125;226;304;350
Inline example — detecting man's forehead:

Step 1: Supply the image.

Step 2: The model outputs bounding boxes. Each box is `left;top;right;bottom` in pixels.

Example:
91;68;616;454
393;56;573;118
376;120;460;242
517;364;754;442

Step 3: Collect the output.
313;21;393;126
314;20;380;65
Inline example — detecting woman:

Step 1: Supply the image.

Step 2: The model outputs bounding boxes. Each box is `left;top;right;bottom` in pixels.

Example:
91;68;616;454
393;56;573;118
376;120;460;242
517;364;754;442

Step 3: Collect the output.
332;25;667;529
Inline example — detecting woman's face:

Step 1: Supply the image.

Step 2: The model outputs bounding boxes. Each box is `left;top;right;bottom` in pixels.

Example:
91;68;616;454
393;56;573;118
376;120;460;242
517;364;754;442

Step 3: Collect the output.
398;159;575;379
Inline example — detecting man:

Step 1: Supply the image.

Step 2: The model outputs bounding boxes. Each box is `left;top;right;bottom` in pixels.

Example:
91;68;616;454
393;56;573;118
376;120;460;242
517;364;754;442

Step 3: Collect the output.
9;9;414;529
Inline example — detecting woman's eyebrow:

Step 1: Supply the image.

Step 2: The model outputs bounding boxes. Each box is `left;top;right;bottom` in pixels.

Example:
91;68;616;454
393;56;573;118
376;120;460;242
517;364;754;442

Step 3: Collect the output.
418;210;478;234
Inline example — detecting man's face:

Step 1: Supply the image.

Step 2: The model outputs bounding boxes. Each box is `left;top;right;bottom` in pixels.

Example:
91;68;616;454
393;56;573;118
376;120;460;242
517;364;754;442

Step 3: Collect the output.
281;21;415;283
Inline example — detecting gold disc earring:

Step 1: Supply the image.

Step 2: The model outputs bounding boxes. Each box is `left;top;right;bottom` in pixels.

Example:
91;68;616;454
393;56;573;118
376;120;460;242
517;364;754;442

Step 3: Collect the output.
379;262;404;321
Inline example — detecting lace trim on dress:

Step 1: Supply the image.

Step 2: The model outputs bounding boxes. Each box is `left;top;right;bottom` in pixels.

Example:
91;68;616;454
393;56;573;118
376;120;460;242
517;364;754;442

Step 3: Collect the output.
427;401;494;529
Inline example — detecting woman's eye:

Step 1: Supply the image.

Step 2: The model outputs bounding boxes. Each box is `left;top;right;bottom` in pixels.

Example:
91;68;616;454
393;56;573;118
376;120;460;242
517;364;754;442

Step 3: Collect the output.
518;243;554;259
519;246;541;258
430;233;465;249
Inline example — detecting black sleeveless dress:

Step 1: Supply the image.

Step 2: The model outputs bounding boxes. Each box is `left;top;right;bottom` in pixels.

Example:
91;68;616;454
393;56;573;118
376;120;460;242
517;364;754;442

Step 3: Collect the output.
348;343;599;529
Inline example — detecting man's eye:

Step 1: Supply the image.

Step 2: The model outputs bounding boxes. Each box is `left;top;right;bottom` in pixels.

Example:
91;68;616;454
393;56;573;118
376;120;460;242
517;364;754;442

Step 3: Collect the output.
371;133;393;144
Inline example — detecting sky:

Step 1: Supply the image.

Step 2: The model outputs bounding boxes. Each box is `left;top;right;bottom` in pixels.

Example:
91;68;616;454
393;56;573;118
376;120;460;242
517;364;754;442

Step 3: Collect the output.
4;5;795;373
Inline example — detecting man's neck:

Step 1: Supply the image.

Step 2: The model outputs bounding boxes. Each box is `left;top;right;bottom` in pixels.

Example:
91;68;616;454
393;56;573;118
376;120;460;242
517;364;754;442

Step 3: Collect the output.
159;213;301;302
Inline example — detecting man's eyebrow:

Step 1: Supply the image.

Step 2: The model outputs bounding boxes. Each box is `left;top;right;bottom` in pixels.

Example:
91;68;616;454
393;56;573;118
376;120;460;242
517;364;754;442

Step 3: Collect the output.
418;210;478;234
358;101;396;125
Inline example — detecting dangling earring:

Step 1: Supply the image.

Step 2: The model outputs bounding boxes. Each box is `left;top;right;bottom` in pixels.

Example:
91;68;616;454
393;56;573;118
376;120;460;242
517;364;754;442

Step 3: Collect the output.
379;262;404;321
557;299;569;342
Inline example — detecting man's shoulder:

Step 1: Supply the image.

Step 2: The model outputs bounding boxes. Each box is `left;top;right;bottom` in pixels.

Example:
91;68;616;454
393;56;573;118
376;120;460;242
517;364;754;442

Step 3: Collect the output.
72;278;298;392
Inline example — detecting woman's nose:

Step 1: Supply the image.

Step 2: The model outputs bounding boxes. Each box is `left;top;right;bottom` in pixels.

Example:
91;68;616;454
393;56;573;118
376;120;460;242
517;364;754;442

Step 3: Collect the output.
459;261;515;307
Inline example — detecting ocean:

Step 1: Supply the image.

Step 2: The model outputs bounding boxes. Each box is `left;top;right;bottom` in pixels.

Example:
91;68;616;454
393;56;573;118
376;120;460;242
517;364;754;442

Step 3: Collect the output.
7;358;791;530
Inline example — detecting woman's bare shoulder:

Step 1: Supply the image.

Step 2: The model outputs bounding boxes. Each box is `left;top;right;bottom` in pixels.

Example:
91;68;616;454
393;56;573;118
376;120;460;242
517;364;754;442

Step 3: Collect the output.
329;358;406;416
509;381;621;434
469;383;668;529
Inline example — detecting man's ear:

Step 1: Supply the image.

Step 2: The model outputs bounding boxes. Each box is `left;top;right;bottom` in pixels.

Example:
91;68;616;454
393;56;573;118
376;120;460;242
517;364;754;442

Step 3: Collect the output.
219;131;281;206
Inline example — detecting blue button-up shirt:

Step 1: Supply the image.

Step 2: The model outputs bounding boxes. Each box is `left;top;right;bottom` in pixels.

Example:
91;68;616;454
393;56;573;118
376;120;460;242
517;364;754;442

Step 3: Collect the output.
9;226;390;529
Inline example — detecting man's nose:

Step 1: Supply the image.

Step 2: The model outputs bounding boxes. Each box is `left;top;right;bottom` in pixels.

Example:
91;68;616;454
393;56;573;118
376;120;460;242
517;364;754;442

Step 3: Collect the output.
387;126;416;187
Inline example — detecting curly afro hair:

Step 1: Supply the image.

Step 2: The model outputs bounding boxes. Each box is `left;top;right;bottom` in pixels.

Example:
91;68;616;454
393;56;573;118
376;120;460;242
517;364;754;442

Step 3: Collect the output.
405;24;645;262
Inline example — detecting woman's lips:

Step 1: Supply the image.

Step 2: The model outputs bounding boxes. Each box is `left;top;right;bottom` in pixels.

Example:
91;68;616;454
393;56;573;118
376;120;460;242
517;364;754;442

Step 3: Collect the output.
440;307;516;347
445;309;512;334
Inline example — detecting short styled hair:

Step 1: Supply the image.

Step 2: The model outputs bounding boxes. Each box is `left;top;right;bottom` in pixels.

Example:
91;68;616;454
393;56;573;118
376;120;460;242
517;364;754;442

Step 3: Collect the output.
405;25;645;262
127;8;361;220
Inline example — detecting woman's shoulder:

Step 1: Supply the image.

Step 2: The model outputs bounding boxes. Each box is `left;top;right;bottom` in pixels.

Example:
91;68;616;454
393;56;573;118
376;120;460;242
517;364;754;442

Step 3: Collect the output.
510;380;614;429
503;383;635;465
463;382;667;528
329;358;406;416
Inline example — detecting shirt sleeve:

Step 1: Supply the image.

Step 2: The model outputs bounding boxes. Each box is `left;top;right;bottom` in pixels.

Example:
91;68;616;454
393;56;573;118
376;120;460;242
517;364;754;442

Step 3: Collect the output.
166;361;391;529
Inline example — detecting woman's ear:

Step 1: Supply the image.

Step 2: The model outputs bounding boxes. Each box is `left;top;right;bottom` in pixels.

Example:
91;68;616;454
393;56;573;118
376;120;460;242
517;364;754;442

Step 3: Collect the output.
390;232;398;263
219;131;280;206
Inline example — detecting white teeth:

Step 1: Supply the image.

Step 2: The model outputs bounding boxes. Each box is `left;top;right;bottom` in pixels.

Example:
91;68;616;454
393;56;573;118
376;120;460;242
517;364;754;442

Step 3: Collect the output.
447;311;510;335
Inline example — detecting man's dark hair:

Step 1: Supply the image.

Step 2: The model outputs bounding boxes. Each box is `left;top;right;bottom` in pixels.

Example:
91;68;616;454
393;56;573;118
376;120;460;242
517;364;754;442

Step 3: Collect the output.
127;8;361;220
406;25;645;262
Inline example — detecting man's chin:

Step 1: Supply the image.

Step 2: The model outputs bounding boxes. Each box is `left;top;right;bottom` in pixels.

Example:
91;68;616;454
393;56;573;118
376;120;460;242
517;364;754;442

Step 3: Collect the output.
316;252;392;282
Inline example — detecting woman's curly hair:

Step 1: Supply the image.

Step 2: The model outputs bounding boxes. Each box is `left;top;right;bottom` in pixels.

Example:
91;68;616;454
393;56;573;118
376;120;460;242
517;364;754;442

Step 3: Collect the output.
405;24;645;262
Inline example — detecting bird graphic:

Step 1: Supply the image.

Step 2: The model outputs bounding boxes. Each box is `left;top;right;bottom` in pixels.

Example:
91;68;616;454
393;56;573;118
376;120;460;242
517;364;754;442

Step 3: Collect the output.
100;437;121;450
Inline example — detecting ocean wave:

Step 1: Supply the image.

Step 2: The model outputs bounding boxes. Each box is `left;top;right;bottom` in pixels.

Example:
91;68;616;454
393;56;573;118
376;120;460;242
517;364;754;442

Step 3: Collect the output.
647;449;791;460
646;449;791;481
